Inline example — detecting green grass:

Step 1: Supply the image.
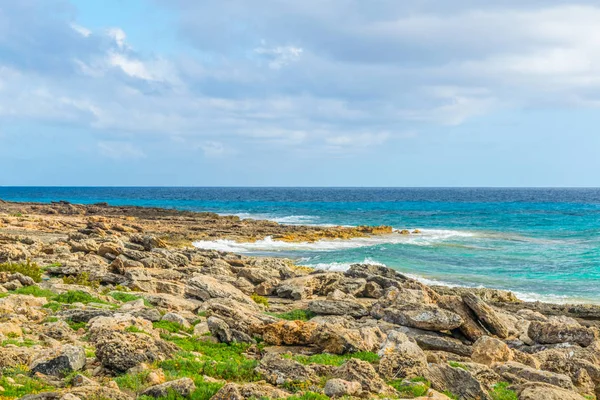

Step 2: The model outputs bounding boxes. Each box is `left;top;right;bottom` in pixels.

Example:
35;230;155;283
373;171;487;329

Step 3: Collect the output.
267;309;316;321
284;351;380;366
0;369;54;398
443;390;459;400
66;320;87;331
159;334;260;382
115;370;151;392
1;338;39;347
490;382;518;400
251;293;269;307
388;377;430;398
52;290;108;305
0;260;43;282
44;316;59;323
110;291;152;307
43;301;62;312
10;285;55;298
125;326;151;335
448;361;468;370
153;321;193;334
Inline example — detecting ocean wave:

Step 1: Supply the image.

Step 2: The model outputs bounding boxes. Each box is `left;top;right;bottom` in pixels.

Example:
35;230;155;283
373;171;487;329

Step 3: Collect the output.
223;212;319;225
193;228;478;253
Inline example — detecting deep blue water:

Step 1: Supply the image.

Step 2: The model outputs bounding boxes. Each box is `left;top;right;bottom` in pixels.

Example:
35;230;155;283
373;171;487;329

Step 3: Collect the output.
1;187;599;303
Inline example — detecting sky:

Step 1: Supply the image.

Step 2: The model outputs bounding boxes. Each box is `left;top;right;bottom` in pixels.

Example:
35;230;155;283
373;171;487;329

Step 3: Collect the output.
1;0;600;187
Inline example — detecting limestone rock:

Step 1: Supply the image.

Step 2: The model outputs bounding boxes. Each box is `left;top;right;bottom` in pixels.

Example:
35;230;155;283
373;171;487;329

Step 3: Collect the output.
30;345;86;377
308;299;369;318
186;275;254;305
427;363;491;400
471;336;513;366
255;353;318;386
528;321;596;347
517;382;586;400
494;361;575;390
140;378;196;398
463;293;509;338
381;305;463;332
333;358;395;396
324;378;362;398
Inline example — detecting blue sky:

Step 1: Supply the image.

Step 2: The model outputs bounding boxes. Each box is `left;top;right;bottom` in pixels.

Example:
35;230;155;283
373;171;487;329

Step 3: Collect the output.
1;0;600;186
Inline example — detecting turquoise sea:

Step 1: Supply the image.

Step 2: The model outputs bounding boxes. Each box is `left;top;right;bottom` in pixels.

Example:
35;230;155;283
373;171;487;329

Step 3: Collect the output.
1;187;599;303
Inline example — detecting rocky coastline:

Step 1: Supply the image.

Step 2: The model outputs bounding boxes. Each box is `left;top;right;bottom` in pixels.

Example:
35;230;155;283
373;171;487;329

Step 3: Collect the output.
0;200;598;400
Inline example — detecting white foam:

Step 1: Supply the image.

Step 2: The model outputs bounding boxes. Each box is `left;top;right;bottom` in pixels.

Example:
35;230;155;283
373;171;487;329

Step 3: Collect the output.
193;229;478;253
223;212;319;225
309;257;386;272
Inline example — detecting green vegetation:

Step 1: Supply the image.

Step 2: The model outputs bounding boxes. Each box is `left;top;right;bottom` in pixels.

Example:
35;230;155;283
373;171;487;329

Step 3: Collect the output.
448;361;468;370
251;293;269;307
52;290;108;305
490;382;518;400
0;260;43;282
0;366;54;398
443;390;459;400
267;309;316;321
153;321;193;334
63;272;100;288
125;325;151;335
287;393;330;400
388;377;430;398
1;337;39;347
11;285;55;298
43;301;62;312
44;316;59;323
115;370;151;392
110;291;152;307
284;351;380;366
65;320;87;331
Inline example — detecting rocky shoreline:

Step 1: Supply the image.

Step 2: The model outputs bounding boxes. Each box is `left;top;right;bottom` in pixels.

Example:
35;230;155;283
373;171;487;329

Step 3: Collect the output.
0;200;599;400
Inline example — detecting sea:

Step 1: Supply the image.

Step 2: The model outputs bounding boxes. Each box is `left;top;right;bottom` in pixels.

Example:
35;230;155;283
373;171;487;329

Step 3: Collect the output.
1;187;599;304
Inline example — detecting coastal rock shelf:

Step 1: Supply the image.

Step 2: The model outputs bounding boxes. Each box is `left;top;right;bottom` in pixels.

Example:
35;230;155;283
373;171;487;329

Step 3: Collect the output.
0;200;598;400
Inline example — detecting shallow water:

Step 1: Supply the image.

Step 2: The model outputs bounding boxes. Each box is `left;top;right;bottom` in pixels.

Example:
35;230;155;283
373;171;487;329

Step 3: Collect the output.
2;187;599;303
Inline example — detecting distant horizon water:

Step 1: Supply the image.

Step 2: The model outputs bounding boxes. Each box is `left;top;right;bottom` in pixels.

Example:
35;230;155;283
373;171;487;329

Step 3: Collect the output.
1;187;599;304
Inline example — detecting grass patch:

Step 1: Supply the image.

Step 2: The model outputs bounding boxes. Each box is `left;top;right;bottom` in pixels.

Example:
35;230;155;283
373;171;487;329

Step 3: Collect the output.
251;293;269;308
110;291;152;307
63;272;100;288
125;326;151;335
491;382;518;400
160;335;260;382
443;390;459;400
66;320;87;331
267;309;316;321
285;351;380;366
43;301;62;312
1;338;39;347
0;369;54;398
448;361;468;370
44;316;59;323
137;380;223;400
389;377;430;398
153;321;193;334
0;260;43;282
10;285;55;298
52;290;108;305
115;370;151;392
287;393;330;400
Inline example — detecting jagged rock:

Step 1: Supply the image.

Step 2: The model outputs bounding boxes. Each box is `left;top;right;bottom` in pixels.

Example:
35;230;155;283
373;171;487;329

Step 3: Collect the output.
324;378;362;397
66;386;132;400
98;242;124;258
381;304;463;332
311;323;385;354
517;382;587;400
415;334;474;357
427;363;491;400
378;331;428;380
308;299;369;318
161;312;191;329
205;298;276;339
208;316;255;344
0;346;38;368
140;378;196;398
142;293;199;312
186;275;254;305
471;336;513;366
261;320;318;346
193;321;209;337
363;281;383;298
276;273;342;300
528;321;596;347
494;361;575;390
70;239;99;253
0;322;22;336
463;293;509;338
256;353;318;386
93;331;178;372
333;358;395;396
30;345;86;377
437;295;486;341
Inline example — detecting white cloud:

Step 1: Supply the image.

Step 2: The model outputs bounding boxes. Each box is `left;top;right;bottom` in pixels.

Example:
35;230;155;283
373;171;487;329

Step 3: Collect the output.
254;44;303;69
198;141;231;157
70;23;91;37
107;28;128;49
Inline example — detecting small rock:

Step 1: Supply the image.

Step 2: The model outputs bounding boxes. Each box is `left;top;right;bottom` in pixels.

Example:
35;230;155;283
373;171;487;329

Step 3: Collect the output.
30;345;86;377
141;378;196;398
324;378;362;397
471;336;513;366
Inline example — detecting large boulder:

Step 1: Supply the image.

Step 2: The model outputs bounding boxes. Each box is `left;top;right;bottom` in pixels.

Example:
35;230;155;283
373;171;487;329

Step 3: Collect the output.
381;305;463;332
427;363;491;400
494;361;575;390
255;353;318;386
471;336;513;366
30;345;86;377
308;299;369;318
517;382;587;400
186;275;254;305
437;295;486;341
333;358;396;396
276;273;343;300
528;321;596;347
211;382;289;400
377;331;428;380
463;293;509;339
324;378;363;398
414;334;474;358
311;323;385;355
261;320;318;346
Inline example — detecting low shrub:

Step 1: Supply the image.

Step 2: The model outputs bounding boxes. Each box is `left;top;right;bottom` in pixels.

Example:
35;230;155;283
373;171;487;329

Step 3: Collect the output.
0;260;43;282
267;309;316;321
251;293;269;307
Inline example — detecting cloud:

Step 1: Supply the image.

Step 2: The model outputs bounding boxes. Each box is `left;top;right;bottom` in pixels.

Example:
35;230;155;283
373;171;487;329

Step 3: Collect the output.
254;44;304;69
